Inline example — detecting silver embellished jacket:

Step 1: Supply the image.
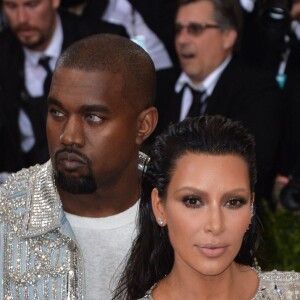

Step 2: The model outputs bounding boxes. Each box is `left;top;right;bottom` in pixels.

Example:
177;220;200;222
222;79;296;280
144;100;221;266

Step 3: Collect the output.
0;161;84;300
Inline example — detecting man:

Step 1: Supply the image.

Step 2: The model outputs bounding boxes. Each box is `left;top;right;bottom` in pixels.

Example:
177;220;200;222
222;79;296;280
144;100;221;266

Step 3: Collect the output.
154;0;283;201
0;0;127;179
0;34;158;299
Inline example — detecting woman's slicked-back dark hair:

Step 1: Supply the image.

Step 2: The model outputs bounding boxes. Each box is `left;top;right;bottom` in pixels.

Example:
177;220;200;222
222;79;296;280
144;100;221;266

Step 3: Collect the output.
113;115;260;300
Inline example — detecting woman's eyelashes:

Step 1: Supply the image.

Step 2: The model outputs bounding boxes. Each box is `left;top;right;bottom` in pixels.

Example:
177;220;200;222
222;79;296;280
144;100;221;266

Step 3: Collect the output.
182;195;203;208
181;195;248;209
225;197;247;209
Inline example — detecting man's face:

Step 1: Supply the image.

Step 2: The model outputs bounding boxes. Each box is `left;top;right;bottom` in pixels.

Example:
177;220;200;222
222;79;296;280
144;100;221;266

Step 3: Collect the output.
47;67;143;194
3;0;60;51
175;1;237;84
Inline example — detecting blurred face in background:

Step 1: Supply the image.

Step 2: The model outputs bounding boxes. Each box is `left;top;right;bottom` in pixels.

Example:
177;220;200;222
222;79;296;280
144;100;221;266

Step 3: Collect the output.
175;1;237;84
291;0;300;21
3;0;60;51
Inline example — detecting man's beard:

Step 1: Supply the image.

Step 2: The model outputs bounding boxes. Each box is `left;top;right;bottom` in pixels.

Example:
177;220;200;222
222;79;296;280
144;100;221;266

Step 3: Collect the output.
13;25;51;50
55;171;97;194
19;32;48;50
54;148;97;194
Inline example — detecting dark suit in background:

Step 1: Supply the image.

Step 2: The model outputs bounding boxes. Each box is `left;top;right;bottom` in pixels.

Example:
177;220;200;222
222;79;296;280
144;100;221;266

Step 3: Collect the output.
81;0;178;66
279;70;300;177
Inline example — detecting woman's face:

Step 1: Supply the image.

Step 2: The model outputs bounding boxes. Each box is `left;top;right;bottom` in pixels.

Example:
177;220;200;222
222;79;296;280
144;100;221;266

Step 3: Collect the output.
152;153;253;277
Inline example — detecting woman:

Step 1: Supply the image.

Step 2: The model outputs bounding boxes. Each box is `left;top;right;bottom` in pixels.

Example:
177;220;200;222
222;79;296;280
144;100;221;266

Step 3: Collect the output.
113;115;300;299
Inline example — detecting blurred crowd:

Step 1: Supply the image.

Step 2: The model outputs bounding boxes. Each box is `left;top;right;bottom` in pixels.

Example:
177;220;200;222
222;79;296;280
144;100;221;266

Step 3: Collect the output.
0;0;300;210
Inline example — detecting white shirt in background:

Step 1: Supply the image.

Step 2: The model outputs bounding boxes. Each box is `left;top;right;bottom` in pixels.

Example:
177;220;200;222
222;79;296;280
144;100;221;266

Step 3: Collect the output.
102;0;173;70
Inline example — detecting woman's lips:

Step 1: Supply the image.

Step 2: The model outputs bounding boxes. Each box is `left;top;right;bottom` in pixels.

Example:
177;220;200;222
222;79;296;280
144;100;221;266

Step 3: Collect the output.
195;244;228;258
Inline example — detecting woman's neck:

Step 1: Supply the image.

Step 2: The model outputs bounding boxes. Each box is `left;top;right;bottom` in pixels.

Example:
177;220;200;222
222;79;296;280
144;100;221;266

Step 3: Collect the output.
152;263;258;300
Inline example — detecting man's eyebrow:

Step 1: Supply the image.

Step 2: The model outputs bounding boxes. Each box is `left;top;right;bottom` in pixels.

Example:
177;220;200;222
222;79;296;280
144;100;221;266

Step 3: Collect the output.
47;97;111;113
81;104;111;113
48;97;63;108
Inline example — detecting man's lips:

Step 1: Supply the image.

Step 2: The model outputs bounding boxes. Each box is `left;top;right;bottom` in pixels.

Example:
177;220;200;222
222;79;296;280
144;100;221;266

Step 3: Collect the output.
180;53;195;59
56;152;87;171
179;53;196;66
195;243;228;258
17;28;36;37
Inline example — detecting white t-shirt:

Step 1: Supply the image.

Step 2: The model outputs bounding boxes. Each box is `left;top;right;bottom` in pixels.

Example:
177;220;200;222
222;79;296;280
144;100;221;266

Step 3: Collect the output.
65;201;138;300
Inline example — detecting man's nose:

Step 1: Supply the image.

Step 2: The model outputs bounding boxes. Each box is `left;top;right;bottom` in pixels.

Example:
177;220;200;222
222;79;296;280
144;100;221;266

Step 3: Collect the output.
17;7;29;24
176;27;191;44
59;116;85;147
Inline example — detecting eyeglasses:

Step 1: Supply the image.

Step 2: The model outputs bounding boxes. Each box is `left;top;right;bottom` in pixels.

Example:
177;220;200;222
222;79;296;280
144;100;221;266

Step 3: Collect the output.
175;22;220;36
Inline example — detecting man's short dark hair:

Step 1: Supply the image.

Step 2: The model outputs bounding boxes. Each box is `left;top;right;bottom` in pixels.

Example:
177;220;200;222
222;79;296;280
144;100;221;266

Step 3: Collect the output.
56;34;156;111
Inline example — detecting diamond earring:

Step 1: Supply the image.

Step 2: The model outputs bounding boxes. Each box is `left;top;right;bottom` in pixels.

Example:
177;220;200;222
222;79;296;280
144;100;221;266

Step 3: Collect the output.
157;218;164;226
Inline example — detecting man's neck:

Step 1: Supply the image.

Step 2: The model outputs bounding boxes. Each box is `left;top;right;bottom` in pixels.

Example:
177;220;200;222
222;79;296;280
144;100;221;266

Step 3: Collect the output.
58;173;141;217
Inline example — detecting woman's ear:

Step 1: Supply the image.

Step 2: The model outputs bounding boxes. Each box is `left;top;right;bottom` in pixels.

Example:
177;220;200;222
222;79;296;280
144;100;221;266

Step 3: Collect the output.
136;107;158;145
151;188;166;226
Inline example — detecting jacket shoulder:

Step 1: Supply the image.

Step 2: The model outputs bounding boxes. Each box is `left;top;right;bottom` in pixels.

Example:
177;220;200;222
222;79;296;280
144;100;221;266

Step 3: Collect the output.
257;270;300;298
0;163;47;200
260;270;300;283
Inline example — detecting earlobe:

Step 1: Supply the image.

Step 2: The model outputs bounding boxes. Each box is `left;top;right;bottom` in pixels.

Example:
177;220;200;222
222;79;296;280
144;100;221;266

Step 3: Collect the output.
151;188;166;225
136;107;158;145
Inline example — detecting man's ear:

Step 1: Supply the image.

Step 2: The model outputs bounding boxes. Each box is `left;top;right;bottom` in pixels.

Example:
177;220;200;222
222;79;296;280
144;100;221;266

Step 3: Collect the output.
151;188;167;225
136;107;158;145
222;28;237;50
53;0;61;10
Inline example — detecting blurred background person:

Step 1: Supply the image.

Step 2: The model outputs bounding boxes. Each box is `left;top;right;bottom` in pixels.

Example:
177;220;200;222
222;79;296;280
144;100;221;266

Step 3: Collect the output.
240;0;300;206
60;0;178;70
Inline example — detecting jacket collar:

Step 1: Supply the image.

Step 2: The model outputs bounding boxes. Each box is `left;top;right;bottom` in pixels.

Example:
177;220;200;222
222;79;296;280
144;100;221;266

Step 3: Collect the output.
22;160;63;238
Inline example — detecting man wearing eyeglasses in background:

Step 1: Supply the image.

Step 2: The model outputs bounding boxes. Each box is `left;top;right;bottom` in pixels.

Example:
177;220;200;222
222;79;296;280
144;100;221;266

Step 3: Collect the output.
153;0;283;204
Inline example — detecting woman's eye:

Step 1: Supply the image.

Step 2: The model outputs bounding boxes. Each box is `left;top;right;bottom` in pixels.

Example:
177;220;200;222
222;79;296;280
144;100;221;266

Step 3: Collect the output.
225;198;247;209
182;196;203;208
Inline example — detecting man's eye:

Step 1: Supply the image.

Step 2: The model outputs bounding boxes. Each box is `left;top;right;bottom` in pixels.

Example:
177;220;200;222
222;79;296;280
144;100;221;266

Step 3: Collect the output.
3;2;17;9
175;24;183;35
182;196;203;208
27;1;39;8
225;198;247;209
49;108;64;117
189;24;204;35
86;114;103;123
